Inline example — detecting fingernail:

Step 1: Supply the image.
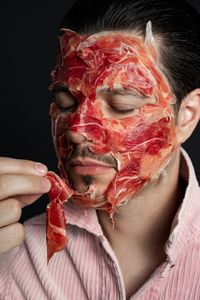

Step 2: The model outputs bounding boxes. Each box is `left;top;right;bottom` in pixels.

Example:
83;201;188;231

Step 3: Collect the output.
41;178;51;190
35;163;47;175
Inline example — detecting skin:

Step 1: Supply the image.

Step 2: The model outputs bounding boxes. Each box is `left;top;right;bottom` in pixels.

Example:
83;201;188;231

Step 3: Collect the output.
0;30;199;298
97;149;182;296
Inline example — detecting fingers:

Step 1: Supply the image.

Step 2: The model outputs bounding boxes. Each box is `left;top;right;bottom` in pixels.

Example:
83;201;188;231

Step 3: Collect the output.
0;199;24;254
0;157;47;176
16;194;43;208
0;174;51;201
0;223;25;254
0;157;52;255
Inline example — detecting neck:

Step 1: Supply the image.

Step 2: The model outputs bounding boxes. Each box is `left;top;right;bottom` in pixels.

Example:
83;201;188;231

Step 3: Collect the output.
97;149;184;251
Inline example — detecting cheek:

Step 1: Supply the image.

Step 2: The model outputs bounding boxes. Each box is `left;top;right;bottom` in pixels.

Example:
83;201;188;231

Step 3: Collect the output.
104;113;177;211
114;118;173;152
103;111;177;168
51;111;72;161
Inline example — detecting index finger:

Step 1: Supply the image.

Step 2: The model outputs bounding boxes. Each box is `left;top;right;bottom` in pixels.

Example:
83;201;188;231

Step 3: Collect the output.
0;157;48;176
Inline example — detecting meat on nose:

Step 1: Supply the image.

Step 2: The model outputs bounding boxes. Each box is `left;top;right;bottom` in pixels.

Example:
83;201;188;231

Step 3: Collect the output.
66;130;86;144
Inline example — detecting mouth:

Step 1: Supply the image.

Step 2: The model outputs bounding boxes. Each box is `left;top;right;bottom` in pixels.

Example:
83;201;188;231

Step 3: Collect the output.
69;158;115;175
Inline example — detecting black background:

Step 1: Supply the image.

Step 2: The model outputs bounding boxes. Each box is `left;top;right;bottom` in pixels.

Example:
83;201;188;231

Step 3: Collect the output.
0;0;199;222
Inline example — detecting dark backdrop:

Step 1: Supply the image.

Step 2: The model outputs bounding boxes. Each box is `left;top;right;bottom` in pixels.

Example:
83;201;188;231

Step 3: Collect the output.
0;0;199;222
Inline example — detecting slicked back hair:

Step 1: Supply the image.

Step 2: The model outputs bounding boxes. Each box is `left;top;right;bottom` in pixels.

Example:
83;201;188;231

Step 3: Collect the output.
60;0;200;105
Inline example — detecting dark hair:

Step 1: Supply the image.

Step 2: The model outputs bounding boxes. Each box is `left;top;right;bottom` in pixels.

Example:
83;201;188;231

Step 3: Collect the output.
60;0;200;105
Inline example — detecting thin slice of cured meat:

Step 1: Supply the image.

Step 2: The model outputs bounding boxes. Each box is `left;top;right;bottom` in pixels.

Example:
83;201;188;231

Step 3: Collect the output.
45;171;74;263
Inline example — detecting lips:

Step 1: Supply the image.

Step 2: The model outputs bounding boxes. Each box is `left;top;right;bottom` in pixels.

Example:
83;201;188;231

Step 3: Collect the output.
69;158;115;175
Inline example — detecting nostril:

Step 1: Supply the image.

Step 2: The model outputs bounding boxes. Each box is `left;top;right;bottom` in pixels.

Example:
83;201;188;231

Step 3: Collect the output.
66;130;86;144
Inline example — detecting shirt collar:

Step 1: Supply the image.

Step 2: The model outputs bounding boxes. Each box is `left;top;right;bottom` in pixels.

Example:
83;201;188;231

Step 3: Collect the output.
164;148;200;264
64;201;104;237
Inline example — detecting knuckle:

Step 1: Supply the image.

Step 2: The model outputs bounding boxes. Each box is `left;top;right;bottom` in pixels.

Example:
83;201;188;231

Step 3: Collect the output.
0;158;5;173
0;157;10;172
27;175;49;192
0;199;21;227
14;223;25;243
0;176;7;193
20;159;34;172
27;175;40;190
26;175;34;189
0;223;24;254
9;199;22;220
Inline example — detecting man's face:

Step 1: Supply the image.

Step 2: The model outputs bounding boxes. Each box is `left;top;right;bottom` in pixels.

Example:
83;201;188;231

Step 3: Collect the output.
50;29;178;215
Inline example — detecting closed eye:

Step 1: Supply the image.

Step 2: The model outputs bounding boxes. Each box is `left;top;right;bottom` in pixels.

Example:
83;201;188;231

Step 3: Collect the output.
110;106;136;115
50;83;78;113
53;91;75;105
106;94;145;117
96;87;152;118
56;102;77;112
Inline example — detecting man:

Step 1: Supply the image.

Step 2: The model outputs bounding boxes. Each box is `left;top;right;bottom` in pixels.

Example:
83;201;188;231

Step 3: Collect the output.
0;0;200;299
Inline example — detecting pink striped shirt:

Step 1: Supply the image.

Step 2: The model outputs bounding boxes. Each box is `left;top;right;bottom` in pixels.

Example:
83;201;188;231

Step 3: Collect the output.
0;149;200;300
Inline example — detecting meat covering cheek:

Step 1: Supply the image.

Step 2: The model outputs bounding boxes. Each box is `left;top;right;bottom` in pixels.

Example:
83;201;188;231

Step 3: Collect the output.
50;30;178;214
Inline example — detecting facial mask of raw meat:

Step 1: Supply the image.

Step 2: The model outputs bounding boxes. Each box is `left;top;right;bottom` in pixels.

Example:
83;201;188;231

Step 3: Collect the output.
50;22;177;215
46;23;179;262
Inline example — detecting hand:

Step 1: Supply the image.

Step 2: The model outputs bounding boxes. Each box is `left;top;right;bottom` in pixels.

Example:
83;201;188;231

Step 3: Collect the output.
0;157;51;255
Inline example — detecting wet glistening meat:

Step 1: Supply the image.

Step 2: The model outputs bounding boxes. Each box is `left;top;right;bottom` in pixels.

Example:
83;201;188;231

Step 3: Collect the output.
45;24;178;262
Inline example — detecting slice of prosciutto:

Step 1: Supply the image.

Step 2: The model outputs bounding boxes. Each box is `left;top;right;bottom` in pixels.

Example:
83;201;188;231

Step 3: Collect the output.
45;171;74;263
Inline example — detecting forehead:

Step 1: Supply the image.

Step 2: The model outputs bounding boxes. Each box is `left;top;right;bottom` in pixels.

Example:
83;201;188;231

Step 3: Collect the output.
53;30;151;74
77;31;145;54
51;29;174;104
55;30;153;72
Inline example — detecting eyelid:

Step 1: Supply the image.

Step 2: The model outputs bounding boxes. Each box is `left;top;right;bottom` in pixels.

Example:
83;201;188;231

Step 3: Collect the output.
108;97;143;110
55;100;78;114
110;102;136;109
53;91;77;107
111;106;136;114
97;87;146;97
107;93;153;109
53;90;74;99
50;82;70;94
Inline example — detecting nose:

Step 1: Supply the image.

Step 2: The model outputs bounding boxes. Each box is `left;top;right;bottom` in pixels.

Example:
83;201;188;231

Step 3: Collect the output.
66;130;87;144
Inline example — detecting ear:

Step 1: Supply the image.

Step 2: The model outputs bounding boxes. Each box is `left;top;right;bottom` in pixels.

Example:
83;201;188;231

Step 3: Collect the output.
176;88;200;144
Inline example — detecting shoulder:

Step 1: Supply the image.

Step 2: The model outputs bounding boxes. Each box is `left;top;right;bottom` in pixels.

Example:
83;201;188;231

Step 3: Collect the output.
163;233;200;299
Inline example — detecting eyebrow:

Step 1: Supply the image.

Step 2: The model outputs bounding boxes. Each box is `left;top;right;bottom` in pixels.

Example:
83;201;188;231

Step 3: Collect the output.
50;84;148;100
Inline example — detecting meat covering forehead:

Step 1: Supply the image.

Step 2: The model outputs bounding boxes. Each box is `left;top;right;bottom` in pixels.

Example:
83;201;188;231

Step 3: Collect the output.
51;29;175;105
